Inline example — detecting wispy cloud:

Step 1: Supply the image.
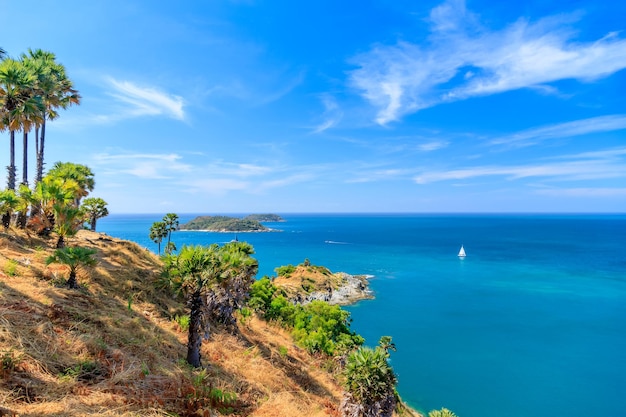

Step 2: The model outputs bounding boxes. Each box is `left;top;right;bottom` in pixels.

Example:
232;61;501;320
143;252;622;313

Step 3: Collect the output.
93;152;192;179
417;140;449;151
535;187;626;197
107;78;185;120
492;115;626;147
350;0;626;124
414;147;626;184
312;95;343;133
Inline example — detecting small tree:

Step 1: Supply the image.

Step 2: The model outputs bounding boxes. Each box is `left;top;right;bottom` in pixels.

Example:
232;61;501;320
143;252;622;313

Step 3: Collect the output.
46;246;97;289
0;189;19;229
340;344;397;417
80;197;108;231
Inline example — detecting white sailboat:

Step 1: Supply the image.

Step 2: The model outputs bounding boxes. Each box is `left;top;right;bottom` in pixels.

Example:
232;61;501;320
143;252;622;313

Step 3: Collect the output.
458;245;466;258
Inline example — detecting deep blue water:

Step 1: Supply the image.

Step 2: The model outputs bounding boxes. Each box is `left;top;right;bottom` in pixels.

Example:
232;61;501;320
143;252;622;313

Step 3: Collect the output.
98;213;626;417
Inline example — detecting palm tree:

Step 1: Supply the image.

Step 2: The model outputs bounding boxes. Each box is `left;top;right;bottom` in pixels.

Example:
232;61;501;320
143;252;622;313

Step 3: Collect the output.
340;346;397;417
0;188;19;229
54;204;83;248
20;49;81;187
162;243;258;367
30;174;78;236
47;162;94;205
205;241;258;326
0;58;37;190
80;197;108;231
163;212;179;248
46;246;97;289
149;221;168;254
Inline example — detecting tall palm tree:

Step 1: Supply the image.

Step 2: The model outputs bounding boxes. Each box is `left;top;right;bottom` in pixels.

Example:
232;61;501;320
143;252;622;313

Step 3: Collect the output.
163;212;179;247
21;49;81;187
46;246;97;289
0;58;37;190
149;221;168;254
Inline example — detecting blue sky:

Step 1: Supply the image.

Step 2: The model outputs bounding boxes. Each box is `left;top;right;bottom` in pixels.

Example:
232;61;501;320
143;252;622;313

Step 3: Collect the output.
2;0;625;213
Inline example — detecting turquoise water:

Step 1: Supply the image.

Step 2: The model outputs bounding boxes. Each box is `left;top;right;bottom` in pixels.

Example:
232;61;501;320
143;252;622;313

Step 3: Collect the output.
98;213;626;417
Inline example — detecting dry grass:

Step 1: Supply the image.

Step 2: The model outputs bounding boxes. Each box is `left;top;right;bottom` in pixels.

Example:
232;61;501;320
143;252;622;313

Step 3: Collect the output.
0;228;421;417
0;228;347;416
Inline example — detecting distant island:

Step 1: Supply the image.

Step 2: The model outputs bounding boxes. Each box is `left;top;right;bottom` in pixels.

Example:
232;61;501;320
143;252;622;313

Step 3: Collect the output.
244;213;284;222
180;214;284;232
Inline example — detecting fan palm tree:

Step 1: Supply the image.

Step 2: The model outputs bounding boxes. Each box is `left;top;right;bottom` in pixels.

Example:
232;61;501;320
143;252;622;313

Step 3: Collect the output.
0;58;37;190
0;188;19;229
20;49;81;187
163;212;179;247
162;242;258;367
149;221;168;254
46;246;97;289
54;204;83;248
340;346;397;417
47;162;94;205
30;174;78;235
80;197;108;231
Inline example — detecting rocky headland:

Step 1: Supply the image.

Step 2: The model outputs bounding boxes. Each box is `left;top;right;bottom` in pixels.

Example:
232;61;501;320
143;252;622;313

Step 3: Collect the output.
272;261;374;306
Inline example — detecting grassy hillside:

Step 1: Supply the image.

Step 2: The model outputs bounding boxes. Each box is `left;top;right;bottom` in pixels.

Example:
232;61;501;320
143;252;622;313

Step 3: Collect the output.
0;229;420;417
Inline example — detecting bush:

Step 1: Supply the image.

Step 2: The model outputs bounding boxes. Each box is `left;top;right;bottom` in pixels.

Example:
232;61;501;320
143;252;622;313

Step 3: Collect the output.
274;264;296;277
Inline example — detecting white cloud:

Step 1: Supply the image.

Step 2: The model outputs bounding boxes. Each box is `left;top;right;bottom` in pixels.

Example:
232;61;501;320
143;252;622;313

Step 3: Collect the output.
535;187;626;197
414;149;626;184
107;78;185;120
492;115;626;147
418;140;449;151
92;152;192;179
350;0;626;124
312;95;343;133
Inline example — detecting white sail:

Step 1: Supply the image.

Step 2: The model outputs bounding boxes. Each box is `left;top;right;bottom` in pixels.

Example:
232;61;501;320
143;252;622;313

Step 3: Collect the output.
458;245;466;257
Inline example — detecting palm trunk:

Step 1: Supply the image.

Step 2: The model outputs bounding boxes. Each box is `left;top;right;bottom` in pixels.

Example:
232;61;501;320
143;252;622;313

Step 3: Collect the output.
35;119;46;185
22;131;28;186
67;268;78;289
186;290;204;367
7;130;16;190
56;235;65;249
90;217;97;231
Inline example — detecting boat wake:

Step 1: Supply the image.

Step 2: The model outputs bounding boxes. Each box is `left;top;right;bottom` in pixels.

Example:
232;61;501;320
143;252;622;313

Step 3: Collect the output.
325;240;350;245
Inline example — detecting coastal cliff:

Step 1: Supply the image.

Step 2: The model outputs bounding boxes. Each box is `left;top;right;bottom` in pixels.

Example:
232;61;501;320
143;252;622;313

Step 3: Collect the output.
272;261;374;305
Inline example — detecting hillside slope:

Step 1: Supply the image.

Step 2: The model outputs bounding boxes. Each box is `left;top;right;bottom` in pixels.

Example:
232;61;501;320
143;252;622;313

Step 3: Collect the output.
0;229;420;417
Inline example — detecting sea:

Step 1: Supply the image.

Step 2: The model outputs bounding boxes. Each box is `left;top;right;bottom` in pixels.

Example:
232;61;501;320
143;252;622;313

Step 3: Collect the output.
97;213;626;417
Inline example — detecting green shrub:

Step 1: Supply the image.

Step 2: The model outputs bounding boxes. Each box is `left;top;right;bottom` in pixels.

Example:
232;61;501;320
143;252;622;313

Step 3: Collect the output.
4;259;18;277
274;264;296;277
174;314;190;332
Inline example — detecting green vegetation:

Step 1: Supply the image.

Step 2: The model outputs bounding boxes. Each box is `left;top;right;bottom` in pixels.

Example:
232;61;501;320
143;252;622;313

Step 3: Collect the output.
46;246;97;289
340;338;398;417
149;220;167;254
249;276;364;356
149;213;178;255
275;263;296;277
161;242;258;367
180;215;269;231
80;197;109;231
